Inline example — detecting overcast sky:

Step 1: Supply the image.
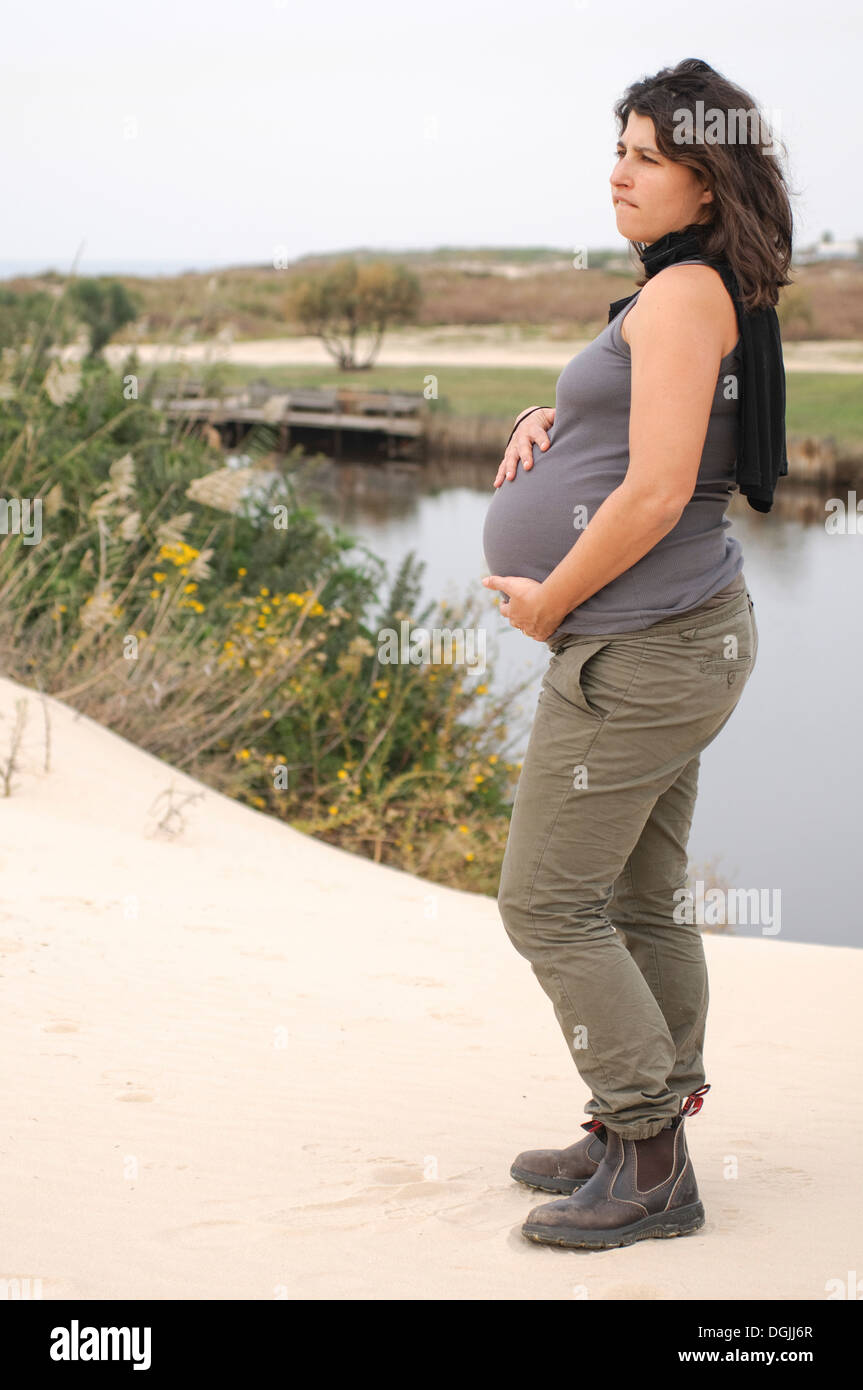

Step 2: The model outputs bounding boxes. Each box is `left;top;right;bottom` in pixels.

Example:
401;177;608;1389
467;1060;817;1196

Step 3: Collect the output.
3;0;859;274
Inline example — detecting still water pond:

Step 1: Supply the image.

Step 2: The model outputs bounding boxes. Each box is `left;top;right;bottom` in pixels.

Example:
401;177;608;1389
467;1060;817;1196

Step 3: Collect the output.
284;453;861;950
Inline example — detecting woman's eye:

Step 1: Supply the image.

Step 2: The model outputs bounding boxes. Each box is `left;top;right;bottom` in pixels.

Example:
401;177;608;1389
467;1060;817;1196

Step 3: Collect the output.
614;150;656;163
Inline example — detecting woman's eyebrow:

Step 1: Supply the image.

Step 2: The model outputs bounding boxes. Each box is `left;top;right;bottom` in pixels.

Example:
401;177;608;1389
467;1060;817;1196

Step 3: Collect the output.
616;142;661;155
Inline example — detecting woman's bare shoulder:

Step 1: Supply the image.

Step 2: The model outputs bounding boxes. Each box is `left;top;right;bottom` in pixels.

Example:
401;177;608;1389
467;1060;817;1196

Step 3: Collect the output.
621;264;737;354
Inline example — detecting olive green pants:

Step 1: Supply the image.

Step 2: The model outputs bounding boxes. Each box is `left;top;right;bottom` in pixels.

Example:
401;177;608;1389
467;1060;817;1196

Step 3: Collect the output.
497;583;758;1139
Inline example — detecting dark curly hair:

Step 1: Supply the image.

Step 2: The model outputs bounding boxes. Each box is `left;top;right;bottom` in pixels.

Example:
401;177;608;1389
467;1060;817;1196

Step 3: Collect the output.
614;58;796;311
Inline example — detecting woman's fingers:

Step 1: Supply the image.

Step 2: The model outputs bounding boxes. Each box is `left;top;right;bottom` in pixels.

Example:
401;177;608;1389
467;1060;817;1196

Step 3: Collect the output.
492;426;552;487
493;446;523;487
523;427;551;469
493;448;516;487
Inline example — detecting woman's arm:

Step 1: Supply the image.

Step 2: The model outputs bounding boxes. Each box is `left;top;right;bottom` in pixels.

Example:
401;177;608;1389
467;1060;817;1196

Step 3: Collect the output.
487;269;730;638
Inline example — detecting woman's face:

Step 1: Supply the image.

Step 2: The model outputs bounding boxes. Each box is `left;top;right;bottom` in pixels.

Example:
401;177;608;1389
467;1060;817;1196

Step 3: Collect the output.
611;110;713;245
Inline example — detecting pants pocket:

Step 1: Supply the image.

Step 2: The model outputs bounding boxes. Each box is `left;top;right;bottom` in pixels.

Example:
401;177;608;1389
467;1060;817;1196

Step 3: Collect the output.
678;595;752;642
544;636;647;722
698;655;754;688
696;613;757;689
543;637;614;721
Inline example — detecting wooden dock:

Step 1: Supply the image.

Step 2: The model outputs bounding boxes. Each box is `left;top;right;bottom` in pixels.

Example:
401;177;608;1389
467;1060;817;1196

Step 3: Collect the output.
150;382;427;457
147;378;863;483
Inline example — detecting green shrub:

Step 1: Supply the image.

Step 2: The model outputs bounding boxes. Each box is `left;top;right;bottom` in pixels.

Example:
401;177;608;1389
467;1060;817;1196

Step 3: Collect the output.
0;347;526;894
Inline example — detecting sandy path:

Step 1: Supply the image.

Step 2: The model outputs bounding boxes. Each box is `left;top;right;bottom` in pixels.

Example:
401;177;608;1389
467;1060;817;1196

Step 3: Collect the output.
1;674;859;1300
85;331;863;374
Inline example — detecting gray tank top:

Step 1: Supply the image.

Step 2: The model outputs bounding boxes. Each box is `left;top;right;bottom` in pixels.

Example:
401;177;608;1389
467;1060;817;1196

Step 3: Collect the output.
482;258;745;641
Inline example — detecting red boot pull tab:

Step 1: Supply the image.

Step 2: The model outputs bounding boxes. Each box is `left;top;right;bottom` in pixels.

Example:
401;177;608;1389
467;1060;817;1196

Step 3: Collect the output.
681;1083;711;1117
580;1092;711;1131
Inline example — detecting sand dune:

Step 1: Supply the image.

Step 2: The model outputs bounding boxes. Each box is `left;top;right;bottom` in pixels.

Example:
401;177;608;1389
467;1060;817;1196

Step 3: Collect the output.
1;674;859;1300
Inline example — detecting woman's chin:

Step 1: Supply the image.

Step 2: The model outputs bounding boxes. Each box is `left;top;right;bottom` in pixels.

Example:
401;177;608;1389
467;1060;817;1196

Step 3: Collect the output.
615;206;643;234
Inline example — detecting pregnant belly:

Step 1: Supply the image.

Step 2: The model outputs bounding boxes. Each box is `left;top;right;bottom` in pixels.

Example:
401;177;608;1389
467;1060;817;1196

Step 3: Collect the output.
482;451;585;582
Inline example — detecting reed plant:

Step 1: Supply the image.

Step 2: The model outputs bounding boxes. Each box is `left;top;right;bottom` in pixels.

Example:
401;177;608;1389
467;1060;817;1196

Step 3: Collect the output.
0;322;528;894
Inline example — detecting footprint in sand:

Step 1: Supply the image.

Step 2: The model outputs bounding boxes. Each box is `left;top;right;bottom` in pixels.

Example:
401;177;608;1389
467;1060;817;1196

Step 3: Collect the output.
276;1158;486;1231
367;1163;426;1184
764;1164;815;1188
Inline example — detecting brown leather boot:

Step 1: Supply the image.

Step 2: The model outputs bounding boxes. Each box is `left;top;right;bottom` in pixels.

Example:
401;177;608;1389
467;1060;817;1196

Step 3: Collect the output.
521;1099;707;1250
510;1084;710;1197
510;1124;607;1194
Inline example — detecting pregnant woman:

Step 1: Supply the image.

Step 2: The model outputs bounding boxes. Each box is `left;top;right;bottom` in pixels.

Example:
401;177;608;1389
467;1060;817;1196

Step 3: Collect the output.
481;58;792;1250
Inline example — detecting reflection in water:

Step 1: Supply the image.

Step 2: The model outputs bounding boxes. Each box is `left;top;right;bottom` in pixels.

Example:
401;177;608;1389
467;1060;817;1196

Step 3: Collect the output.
282;452;861;949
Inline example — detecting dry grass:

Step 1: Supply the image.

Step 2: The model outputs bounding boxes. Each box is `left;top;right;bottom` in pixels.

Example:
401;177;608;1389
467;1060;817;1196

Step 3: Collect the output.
0;351;531;895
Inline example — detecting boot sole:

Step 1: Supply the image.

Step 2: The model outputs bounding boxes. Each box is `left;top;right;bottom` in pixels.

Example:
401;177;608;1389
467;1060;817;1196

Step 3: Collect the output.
510;1163;592;1195
522;1201;706;1250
